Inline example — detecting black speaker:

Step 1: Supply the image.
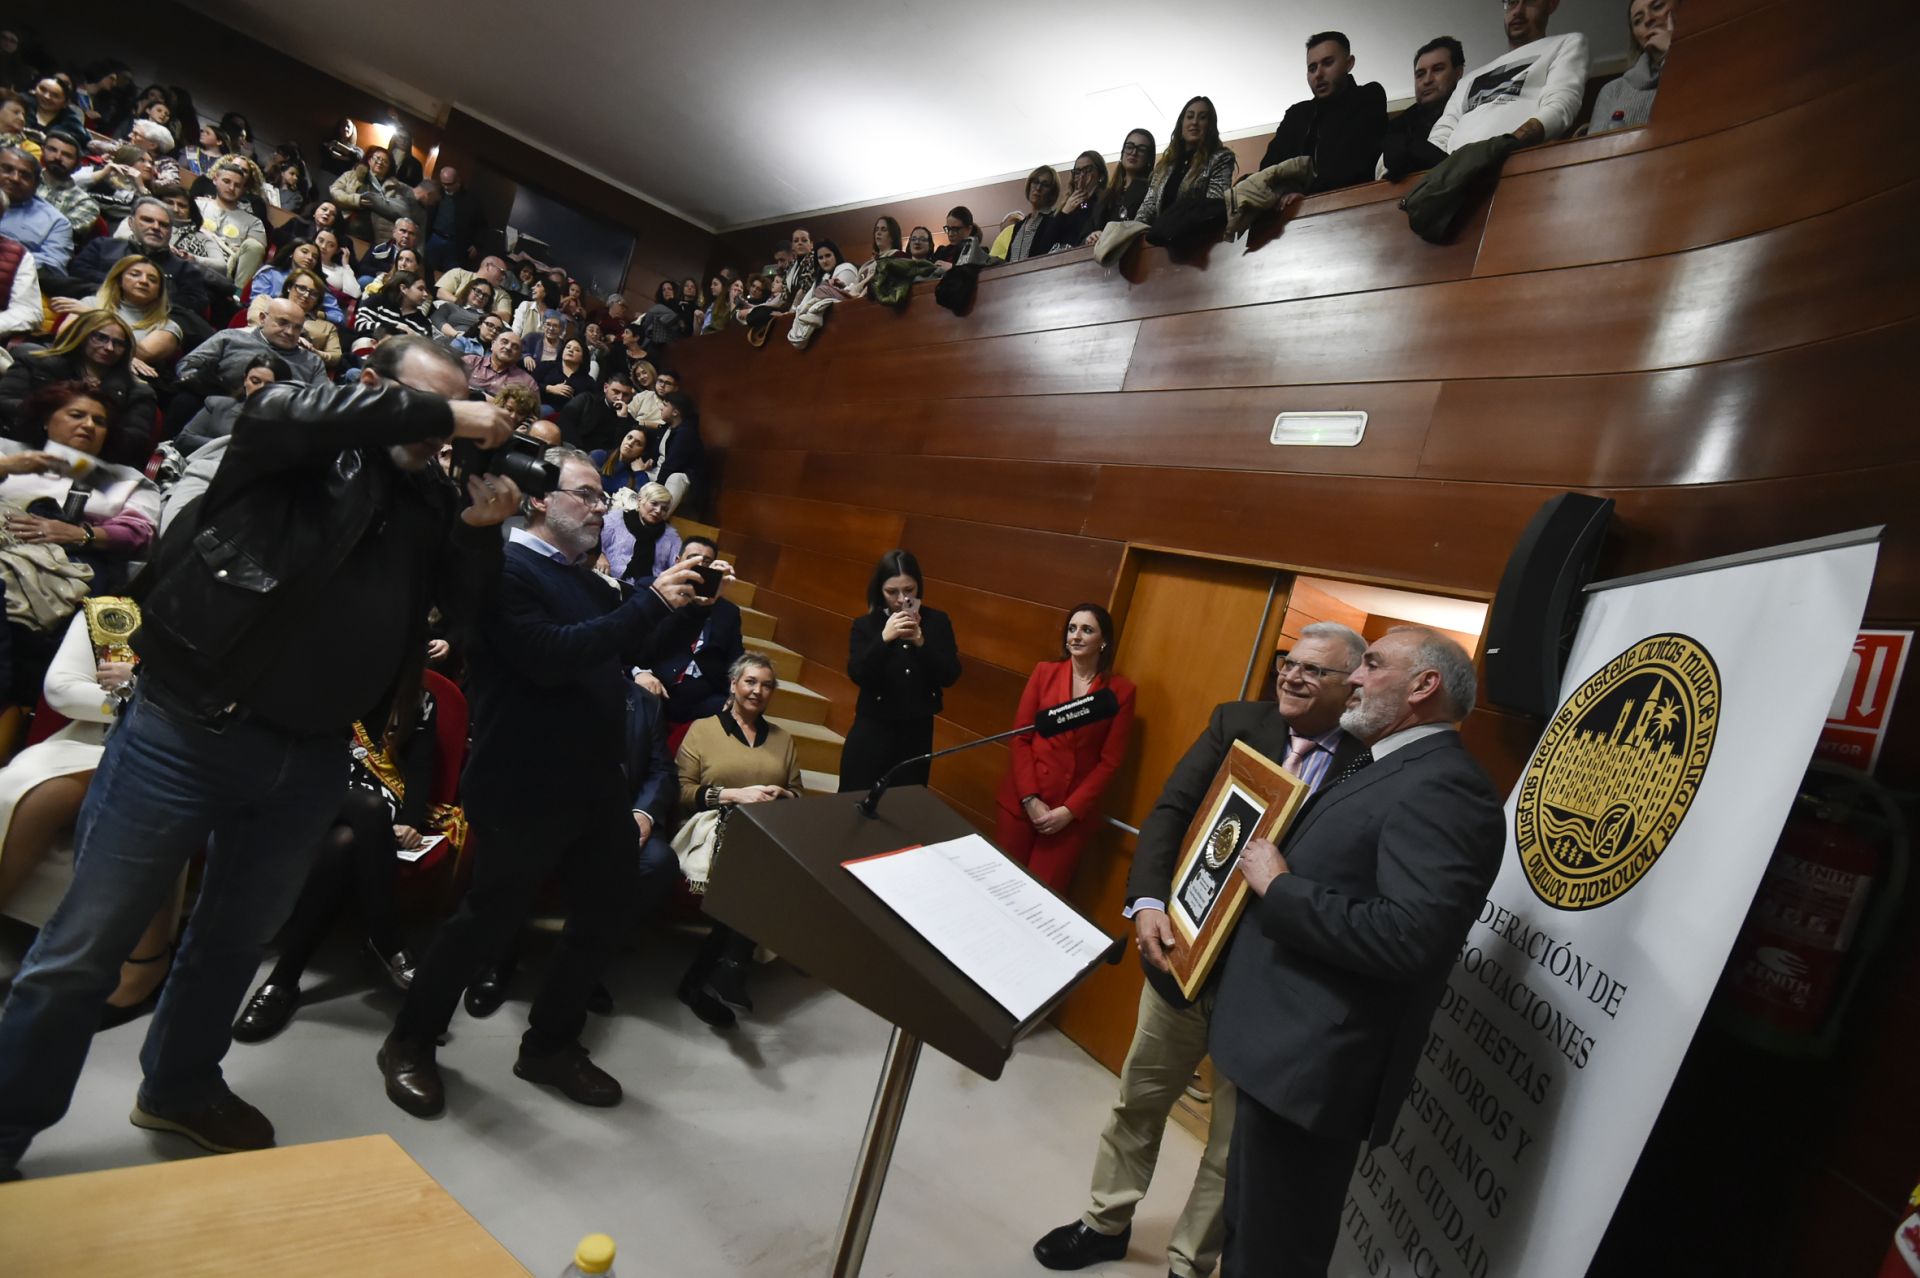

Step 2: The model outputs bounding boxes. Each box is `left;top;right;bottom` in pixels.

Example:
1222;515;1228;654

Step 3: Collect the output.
1482;493;1615;718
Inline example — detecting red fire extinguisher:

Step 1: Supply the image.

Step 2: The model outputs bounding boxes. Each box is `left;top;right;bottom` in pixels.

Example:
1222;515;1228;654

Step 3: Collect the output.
1879;1180;1920;1277
1716;763;1908;1056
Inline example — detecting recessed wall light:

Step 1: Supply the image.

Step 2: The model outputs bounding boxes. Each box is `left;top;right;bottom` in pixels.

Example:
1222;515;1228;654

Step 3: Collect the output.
1271;411;1367;447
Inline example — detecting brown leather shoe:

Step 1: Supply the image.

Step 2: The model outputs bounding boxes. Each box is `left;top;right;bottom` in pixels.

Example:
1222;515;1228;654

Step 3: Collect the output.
513;1043;622;1107
129;1086;275;1154
377;1033;445;1117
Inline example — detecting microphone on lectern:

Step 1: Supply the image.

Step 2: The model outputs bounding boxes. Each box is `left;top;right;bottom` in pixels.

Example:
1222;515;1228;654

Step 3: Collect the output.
858;689;1122;818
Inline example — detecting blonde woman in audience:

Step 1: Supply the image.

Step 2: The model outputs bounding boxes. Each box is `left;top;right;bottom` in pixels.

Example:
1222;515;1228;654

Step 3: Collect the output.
63;256;179;371
248;268;342;372
624;358;664;426
994;165;1063;262
672;652;801;1027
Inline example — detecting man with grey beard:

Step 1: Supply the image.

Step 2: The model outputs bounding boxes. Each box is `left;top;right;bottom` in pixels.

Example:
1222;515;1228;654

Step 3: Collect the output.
1211;625;1504;1276
379;447;703;1119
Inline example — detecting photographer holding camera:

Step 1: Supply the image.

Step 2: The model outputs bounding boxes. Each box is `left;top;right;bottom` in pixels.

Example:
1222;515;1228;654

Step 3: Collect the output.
379;445;702;1117
0;335;520;1178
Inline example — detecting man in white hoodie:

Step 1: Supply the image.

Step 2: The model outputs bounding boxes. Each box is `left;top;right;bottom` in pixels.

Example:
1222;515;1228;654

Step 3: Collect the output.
1427;0;1589;153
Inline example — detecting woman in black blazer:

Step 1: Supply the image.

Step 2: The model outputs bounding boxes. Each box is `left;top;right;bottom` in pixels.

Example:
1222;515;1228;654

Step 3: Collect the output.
838;550;962;795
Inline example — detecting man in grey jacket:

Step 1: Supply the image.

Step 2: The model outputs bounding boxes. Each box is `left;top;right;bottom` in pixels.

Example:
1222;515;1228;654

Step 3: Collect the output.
177;299;327;391
1213;626;1505;1276
1032;623;1368;1278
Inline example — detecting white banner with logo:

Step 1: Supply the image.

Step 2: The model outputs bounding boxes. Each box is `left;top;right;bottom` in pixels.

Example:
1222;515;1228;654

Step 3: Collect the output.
1332;532;1879;1278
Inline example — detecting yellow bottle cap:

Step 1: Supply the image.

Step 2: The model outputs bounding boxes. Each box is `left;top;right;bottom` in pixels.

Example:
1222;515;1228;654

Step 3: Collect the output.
574;1233;616;1274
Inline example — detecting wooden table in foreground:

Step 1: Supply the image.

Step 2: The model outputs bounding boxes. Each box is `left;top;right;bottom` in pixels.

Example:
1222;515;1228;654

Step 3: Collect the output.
0;1133;533;1276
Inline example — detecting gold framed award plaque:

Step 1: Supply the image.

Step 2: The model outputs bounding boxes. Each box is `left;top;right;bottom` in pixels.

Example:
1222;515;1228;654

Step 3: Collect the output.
1167;740;1311;999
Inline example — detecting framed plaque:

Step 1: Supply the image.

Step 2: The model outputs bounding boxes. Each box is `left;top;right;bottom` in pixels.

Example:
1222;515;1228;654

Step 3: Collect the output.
1166;740;1311;999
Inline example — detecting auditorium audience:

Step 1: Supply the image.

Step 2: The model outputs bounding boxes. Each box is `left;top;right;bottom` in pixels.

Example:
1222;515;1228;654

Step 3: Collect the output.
536;337;595;413
461;328;537;397
644;391;706;515
557;368;633;454
249;240;344;322
0;146;72;272
194;157;267;283
430;278;497;341
0;91;34;159
436;254;514;319
838;550;962;795
27;76;85;142
997;165;1062;263
171;353;284;455
33;130;96;239
330;144;395;241
62;254;181;369
1135;97;1236;242
77;145;153;228
1381;37;1466;180
60;195;208;319
934;206;988;268
1259;31;1388;192
0;219;40;349
0;311;156;465
313;227;359;299
602;480;682;587
361;248;424;301
356;216;419;284
673;651;800;1027
246;268;343;372
1428;0;1591;153
1591;0;1675;132
352;269;434;350
522;312;569;366
995;605;1137;893
638;281;687;352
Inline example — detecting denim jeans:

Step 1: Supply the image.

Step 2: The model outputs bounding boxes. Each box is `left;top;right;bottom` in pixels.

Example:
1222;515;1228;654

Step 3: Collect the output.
0;692;345;1170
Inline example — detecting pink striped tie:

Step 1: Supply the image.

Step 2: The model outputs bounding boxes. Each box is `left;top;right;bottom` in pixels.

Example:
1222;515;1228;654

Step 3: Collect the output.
1283;733;1315;776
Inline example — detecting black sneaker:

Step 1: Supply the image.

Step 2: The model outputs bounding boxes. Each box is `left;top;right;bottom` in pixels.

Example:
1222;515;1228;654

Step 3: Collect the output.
677;972;736;1029
130;1087;275;1154
706;957;753;1012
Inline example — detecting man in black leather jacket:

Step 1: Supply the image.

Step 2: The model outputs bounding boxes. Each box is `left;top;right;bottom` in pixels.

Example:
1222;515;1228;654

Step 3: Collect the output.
0;335;518;1178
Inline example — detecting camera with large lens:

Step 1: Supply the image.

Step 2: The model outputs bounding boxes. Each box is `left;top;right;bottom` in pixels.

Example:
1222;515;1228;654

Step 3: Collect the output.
446;433;558;499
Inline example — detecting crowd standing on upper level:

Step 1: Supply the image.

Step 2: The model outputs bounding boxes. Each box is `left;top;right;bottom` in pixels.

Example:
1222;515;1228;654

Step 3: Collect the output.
0;5;1673;1271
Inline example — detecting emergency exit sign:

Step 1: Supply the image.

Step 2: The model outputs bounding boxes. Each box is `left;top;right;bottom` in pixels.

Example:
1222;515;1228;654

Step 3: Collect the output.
1815;630;1911;772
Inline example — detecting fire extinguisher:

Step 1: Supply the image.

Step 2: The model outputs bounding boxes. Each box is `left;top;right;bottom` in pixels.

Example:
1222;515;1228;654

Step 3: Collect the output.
1880;1180;1920;1277
1715;763;1909;1056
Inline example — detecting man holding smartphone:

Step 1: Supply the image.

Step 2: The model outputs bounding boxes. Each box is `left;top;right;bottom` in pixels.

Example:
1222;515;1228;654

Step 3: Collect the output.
379;446;703;1117
634;535;745;738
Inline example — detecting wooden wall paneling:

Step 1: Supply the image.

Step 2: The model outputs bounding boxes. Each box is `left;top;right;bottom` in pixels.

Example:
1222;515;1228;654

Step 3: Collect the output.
921;579;1077;679
1050;823;1148;1073
900;516;1125;609
749;588;861;675
1281;581;1370;638
1086;468;1548;595
928;718;1009;833
795;658;859;737
711;446;809;500
823;323;1142;404
1477;64;1916;276
764;545;874;618
1670;0;1774;39
799;453;1102;537
1461;706;1546;795
1122;183;1919;392
930;656;1033;744
724;533;782;590
1416;322;1920;488
1649;0;1917;144
712;492;904;566
717;386;1439;481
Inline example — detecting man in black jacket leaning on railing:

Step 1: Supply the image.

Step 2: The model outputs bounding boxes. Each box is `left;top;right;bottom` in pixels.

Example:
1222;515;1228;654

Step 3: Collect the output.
0;335;519;1179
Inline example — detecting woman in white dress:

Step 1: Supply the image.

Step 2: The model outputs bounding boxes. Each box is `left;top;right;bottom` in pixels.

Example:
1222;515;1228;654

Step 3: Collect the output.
0;600;181;1027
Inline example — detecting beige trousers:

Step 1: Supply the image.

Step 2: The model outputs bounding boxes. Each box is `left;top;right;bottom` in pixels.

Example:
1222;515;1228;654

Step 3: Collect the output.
1082;978;1236;1278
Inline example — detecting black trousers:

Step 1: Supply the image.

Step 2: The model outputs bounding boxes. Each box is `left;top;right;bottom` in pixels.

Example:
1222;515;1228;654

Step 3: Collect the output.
393;799;638;1056
1221;1090;1361;1278
837;714;934;794
267;789;403;986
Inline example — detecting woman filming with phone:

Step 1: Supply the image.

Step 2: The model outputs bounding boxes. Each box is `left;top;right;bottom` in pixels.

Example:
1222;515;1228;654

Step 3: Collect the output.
838;550;962;796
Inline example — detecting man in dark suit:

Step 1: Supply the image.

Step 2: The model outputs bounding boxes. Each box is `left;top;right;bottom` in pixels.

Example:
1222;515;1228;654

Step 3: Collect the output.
1258;31;1390;193
1214;626;1505;1276
378;447;701;1117
1380;37;1467;181
1033;622;1368;1278
635;535;744;730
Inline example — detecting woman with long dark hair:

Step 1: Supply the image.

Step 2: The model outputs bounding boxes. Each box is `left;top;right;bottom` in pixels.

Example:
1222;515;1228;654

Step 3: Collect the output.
1135;96;1236;241
837;550;962;795
995;604;1137;892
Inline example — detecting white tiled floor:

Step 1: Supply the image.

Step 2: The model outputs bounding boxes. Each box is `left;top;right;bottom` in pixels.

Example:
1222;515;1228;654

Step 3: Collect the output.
1;923;1201;1277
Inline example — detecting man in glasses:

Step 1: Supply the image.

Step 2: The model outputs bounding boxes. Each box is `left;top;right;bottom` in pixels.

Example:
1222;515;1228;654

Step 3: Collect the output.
174;297;327;431
1033;623;1368;1278
380;446;703;1119
1428;0;1589;154
1257;30;1389;193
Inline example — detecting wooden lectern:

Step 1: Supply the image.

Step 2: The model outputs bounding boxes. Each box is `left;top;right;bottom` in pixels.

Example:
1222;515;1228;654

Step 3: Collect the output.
703;785;1121;1277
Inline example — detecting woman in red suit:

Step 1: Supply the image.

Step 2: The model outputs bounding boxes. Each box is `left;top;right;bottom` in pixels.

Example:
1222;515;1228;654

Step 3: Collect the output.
996;604;1137;892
